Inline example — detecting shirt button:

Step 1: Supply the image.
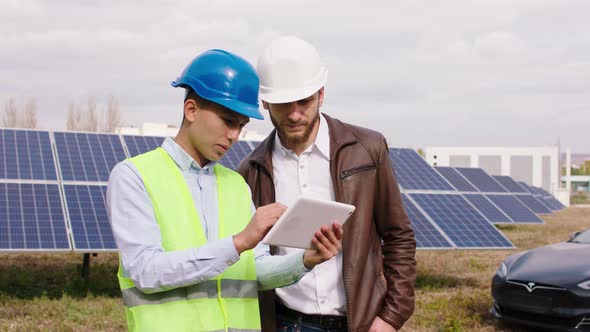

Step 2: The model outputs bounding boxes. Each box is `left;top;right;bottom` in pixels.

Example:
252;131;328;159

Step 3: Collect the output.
300;165;304;169
302;184;307;188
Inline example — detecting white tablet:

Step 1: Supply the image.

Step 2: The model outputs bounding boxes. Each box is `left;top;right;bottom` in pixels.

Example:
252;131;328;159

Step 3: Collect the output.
262;196;355;249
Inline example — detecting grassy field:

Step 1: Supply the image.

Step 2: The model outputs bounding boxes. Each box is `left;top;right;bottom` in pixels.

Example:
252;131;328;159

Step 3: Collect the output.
0;207;588;331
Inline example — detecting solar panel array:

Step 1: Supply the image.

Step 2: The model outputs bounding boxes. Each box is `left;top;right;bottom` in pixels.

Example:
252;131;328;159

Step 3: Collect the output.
0;129;257;252
1;129;567;252
435;165;554;224
390;148;515;249
410;193;513;248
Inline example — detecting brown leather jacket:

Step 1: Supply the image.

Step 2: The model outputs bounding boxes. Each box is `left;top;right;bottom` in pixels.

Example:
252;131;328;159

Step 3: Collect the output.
237;114;416;332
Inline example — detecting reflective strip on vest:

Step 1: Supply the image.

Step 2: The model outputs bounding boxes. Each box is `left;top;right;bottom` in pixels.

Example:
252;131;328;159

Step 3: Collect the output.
122;280;258;308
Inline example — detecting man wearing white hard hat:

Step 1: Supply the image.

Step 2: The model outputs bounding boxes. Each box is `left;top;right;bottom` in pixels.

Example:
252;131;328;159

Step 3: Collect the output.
238;36;417;332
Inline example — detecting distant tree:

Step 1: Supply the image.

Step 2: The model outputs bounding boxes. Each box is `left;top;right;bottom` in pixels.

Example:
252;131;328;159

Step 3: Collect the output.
2;97;38;129
66;102;82;131
571;167;583;176
102;95;121;132
2;98;18;127
417;148;425;157
85;98;98;132
21;98;38;129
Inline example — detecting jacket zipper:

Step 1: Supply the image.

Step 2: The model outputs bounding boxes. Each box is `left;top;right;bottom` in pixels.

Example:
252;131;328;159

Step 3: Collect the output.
340;163;376;179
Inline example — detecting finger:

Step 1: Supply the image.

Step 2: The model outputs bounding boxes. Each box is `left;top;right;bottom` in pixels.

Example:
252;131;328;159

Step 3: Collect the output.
273;202;287;209
322;226;340;249
273;205;288;218
316;230;338;256
312;235;328;255
332;223;344;240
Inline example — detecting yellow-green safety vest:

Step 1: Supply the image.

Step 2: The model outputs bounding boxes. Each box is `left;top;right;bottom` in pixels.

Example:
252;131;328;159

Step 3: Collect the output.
117;148;260;332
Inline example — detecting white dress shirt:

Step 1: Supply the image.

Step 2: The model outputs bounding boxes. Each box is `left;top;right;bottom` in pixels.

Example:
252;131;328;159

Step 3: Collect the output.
273;114;347;316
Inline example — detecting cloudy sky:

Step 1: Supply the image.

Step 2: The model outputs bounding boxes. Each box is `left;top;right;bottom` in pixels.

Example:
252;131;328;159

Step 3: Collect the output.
2;0;589;152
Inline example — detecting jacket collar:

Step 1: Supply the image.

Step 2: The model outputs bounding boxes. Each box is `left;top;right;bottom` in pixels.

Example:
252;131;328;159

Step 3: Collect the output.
248;113;358;172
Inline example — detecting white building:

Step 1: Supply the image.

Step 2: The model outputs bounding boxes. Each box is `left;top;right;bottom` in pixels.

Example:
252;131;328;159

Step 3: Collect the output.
424;146;560;194
117;123;179;137
116;123;267;141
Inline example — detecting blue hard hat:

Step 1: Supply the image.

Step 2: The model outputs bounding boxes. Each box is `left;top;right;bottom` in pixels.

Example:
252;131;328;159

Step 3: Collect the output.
171;49;264;120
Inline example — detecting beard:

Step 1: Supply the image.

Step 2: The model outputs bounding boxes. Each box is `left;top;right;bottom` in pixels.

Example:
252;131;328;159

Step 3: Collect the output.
270;108;320;151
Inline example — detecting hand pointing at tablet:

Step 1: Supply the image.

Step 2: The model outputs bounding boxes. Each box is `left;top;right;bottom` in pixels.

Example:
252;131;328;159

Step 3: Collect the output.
233;202;287;254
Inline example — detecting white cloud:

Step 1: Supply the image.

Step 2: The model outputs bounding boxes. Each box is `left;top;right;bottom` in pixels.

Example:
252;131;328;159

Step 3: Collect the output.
0;0;589;152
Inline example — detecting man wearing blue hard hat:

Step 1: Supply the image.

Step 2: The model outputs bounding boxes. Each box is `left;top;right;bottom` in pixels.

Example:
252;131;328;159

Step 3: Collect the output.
107;49;343;332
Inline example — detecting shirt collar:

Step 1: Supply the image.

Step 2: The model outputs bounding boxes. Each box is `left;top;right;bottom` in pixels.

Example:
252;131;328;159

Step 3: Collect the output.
272;113;331;160
161;137;217;173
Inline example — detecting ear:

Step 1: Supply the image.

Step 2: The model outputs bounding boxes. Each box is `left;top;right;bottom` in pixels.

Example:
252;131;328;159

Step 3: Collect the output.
318;87;325;108
262;101;270;110
184;99;198;122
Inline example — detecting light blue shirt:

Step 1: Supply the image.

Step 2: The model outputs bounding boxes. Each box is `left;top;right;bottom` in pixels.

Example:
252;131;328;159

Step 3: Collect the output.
107;137;308;293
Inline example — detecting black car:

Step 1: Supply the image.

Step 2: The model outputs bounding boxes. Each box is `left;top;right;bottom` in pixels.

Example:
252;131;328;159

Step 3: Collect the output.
491;229;590;331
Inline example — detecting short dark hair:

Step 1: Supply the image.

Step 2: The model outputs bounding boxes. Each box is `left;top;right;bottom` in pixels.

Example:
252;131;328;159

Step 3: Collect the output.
185;89;221;110
182;88;238;126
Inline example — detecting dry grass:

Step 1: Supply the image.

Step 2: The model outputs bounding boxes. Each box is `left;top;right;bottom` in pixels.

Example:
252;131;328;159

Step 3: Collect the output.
0;208;588;331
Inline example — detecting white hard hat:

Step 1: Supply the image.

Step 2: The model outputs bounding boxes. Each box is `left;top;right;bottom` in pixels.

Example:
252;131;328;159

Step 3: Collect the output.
257;36;328;104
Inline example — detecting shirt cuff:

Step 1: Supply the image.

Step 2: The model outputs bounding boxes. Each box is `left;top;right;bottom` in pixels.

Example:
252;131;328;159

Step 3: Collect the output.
210;236;241;267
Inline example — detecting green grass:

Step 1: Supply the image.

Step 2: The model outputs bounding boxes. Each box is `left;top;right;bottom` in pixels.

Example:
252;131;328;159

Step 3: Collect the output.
0;207;588;331
0;253;125;331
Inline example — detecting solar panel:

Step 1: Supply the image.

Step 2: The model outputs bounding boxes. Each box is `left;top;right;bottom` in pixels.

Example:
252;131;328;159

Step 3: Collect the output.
529;186;548;197
517;183;561;210
492;176;528;193
389;148;454;191
486;195;544;223
409;193;513;248
401;194;453;248
0;129;57;180
463;194;513;224
0;183;70;250
542;196;565;211
534;187;566;209
63;185;116;251
514;195;552;214
123;135;166;157
517;181;535;194
219;141;254;170
455;168;507;193
435;167;478;192
54;132;127;182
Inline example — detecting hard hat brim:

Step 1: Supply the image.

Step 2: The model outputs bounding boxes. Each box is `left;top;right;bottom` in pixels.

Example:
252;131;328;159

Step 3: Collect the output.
171;80;264;120
208;97;265;120
259;68;327;104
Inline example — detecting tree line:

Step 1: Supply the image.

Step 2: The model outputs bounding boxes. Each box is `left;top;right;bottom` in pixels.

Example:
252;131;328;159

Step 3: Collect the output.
2;96;121;132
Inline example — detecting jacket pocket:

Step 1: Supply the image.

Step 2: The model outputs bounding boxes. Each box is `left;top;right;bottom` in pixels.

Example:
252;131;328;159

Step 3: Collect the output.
340;163;376;179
